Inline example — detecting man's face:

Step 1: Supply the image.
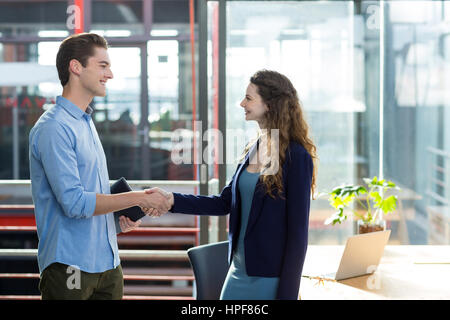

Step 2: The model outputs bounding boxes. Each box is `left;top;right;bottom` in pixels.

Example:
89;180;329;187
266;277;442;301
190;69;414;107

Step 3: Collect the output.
79;47;113;97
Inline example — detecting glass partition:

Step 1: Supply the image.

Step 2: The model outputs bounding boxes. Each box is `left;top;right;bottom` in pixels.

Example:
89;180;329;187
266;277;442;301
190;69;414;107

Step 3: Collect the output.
91;0;145;36
383;1;450;245
0;1;68;37
225;1;372;244
0;42;60;184
147;39;197;181
93;46;143;179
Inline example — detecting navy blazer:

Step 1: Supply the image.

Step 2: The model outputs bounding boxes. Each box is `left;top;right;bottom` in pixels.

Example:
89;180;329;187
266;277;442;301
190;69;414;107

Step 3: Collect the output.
171;141;313;299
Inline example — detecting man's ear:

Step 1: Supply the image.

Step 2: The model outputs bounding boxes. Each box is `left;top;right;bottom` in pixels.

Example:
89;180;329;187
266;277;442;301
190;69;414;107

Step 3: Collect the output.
69;59;82;77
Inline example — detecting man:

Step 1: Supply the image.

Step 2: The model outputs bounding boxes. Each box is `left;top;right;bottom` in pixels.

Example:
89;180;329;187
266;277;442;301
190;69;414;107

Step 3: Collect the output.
29;33;170;300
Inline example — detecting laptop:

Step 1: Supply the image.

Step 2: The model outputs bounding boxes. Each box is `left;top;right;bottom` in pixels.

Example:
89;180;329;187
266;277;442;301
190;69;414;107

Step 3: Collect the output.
320;230;391;281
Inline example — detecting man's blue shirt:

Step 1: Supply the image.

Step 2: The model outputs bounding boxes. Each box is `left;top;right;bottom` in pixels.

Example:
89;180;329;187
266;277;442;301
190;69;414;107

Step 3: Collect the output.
29;96;120;274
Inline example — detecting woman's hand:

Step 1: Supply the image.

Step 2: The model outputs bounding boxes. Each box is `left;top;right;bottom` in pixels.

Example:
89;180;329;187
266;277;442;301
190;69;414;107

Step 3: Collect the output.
136;190;171;216
143;188;174;217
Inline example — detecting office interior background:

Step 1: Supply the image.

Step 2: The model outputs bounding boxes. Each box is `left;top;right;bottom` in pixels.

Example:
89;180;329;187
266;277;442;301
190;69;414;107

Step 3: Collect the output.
0;0;449;298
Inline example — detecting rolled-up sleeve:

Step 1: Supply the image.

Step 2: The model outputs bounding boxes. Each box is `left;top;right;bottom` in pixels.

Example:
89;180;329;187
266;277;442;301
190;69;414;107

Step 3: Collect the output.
35;120;96;219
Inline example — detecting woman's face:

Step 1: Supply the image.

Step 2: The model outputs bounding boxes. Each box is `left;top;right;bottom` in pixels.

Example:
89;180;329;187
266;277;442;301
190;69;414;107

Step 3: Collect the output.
240;83;269;124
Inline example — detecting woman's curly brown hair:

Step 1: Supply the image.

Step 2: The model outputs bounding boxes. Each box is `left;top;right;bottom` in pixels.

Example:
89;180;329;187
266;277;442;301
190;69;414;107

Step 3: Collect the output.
243;69;318;199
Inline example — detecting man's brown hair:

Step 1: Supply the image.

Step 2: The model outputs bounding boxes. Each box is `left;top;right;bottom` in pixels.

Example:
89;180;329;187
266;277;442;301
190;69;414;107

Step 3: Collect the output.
56;33;108;86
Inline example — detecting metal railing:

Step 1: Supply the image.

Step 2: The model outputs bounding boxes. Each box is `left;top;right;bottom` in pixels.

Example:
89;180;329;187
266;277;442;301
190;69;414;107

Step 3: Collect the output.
0;226;200;235
426;147;450;244
427;146;450;206
0;248;195;300
0;179;201;198
0;249;188;260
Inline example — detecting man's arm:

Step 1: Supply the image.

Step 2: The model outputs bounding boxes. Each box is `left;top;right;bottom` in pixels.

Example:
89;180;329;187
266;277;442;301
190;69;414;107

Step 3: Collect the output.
33;120;170;219
94;191;170;216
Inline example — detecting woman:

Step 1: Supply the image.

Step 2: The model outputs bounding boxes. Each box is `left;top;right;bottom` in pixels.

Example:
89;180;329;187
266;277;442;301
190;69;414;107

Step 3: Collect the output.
149;69;317;300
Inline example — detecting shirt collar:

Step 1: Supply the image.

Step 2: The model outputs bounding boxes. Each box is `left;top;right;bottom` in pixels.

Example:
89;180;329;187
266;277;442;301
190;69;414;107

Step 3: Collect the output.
56;96;93;119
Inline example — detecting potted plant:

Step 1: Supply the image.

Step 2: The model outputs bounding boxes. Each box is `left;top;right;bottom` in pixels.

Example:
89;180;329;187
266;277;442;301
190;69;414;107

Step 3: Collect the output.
324;176;400;234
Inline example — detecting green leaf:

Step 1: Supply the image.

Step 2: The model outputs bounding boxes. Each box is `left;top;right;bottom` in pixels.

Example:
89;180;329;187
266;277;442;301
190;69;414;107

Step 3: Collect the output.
355;186;368;195
330;186;343;196
366;177;398;190
324;209;347;225
331;185;366;197
368;176;379;186
328;184;368;211
386;181;396;188
329;196;344;209
368;177;384;188
370;191;383;208
380;195;398;214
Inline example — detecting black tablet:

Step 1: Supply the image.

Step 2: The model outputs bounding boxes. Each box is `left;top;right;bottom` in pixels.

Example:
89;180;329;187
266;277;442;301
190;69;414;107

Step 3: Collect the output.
110;177;146;222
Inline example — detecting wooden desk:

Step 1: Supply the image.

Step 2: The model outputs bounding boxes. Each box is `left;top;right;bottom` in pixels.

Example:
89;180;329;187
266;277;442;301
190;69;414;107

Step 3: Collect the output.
300;245;450;300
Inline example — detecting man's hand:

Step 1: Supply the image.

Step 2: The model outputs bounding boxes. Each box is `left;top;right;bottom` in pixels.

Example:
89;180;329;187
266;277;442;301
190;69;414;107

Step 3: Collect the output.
119;215;141;233
142;188;174;217
95;190;170;217
137;190;171;217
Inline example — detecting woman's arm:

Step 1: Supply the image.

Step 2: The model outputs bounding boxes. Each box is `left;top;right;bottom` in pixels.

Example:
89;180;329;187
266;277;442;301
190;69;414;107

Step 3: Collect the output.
277;146;313;300
147;166;240;216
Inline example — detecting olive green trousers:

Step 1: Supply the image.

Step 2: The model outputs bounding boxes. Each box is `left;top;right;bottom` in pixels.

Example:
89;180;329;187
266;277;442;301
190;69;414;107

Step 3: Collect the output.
39;262;123;300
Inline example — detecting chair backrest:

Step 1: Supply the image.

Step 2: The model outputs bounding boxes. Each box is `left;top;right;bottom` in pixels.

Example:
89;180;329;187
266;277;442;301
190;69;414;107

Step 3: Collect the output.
187;240;229;300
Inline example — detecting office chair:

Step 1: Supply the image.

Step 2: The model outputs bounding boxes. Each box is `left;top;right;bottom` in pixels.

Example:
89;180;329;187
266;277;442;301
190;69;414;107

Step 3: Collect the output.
187;240;230;300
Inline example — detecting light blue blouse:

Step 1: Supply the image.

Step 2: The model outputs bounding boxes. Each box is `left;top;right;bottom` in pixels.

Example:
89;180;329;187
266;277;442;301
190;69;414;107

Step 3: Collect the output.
220;168;280;300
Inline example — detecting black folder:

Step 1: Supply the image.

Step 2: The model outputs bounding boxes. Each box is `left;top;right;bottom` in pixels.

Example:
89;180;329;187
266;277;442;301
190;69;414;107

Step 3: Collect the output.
110;177;146;222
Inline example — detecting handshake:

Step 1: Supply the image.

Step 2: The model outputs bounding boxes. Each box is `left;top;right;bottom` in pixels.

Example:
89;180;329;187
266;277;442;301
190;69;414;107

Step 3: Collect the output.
116;187;174;234
137;188;174;218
